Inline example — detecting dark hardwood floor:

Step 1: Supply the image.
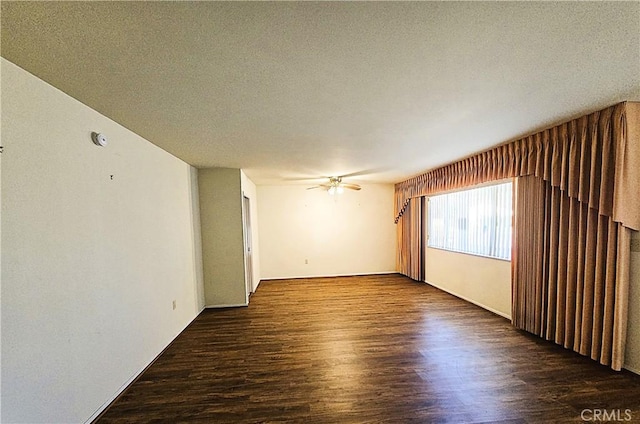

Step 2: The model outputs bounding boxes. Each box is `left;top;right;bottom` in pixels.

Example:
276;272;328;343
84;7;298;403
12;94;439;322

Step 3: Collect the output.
97;274;640;423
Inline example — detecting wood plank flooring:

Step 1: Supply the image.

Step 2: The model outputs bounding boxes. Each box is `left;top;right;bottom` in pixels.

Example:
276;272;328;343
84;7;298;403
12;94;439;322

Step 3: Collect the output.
97;274;640;423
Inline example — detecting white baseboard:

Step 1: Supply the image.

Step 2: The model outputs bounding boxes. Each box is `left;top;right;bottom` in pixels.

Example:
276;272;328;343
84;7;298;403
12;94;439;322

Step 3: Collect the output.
262;271;397;281
205;303;248;308
424;279;512;320
84;306;205;423
252;279;261;292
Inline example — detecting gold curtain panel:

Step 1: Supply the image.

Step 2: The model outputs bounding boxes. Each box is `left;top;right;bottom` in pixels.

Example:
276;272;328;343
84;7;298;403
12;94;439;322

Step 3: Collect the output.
513;176;631;370
396;197;423;281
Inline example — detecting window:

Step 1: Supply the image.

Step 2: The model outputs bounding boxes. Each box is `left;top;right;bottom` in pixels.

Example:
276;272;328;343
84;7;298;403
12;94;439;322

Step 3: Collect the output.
427;182;513;260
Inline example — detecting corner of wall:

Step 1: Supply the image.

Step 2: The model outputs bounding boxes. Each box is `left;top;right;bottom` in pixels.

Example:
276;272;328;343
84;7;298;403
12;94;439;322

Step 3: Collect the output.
240;170;261;293
198;167;247;306
189;166;206;311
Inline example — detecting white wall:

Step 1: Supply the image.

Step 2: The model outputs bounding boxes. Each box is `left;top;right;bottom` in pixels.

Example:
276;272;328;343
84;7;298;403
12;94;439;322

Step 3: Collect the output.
258;184;396;279
1;58;205;423
198;168;247;307
241;171;261;292
425;248;512;318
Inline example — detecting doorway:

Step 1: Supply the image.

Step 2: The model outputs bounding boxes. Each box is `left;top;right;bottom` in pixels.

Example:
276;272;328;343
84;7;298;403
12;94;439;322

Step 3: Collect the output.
242;195;254;300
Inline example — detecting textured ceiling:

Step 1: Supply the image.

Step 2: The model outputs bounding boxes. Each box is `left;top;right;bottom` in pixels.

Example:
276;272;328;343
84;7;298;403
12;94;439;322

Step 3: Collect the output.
2;1;639;184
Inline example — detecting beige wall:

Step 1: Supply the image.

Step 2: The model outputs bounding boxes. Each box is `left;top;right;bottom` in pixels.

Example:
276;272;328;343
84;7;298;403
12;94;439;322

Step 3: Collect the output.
241;170;261;292
198;168;247;306
425;248;512;318
1;58;205;423
257;184;396;279
626;231;640;373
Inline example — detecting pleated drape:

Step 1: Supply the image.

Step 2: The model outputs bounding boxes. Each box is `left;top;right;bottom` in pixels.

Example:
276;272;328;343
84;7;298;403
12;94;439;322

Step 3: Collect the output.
396;197;424;281
394;102;640;233
513;175;631;370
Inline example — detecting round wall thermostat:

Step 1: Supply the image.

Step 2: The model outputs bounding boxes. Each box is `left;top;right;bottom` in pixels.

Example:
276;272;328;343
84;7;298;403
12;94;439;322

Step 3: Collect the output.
91;132;108;147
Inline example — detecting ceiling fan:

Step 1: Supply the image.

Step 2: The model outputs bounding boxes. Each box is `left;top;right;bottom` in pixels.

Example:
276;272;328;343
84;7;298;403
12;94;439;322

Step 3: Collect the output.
307;176;361;195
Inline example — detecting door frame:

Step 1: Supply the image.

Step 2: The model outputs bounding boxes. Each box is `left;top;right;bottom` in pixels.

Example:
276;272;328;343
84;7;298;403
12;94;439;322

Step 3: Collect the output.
241;194;253;301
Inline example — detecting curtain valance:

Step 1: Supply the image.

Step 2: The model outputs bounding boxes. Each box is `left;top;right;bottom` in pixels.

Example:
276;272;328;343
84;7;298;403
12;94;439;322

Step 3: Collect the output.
394;102;640;231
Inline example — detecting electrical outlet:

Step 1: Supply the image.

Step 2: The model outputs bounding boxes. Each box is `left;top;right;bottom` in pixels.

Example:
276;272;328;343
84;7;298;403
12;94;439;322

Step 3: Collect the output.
305;259;308;264
172;300;176;310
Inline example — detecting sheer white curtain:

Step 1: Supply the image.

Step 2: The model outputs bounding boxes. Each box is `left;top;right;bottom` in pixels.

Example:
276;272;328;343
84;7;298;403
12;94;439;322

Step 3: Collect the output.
427;182;512;260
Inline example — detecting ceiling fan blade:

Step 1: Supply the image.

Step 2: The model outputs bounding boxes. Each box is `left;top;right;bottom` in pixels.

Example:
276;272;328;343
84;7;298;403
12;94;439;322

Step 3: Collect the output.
307;184;332;191
342;183;362;191
286;177;330;182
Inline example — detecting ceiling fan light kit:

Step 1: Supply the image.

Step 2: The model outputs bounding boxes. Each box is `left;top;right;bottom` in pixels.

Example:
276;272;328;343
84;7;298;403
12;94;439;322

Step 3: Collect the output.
307;176;361;195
